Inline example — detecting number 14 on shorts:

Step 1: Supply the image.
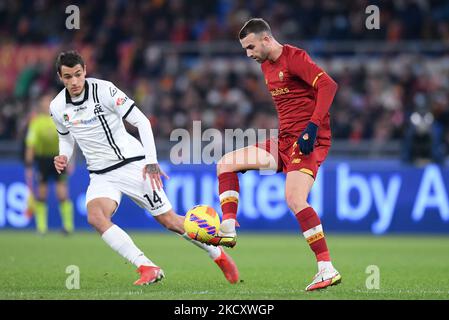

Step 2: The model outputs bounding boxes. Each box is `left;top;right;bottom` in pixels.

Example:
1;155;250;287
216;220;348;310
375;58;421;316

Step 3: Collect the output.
143;190;162;207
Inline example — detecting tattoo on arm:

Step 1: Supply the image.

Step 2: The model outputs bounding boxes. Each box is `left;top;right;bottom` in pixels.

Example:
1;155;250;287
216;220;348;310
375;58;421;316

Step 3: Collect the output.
146;164;160;174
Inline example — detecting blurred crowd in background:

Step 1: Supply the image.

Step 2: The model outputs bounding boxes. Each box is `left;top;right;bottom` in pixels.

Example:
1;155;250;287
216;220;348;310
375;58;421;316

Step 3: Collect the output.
0;0;448;163
2;0;449;44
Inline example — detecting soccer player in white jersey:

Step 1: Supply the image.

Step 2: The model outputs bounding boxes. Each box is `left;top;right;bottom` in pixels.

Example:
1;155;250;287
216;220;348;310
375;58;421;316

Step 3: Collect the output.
50;51;239;285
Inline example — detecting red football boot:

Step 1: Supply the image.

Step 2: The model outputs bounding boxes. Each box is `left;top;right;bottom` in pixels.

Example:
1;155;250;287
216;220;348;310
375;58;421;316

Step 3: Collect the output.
133;265;165;285
214;247;239;284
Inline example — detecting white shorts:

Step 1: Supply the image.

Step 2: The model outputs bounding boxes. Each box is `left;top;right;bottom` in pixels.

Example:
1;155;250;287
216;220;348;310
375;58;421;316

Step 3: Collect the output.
85;160;172;216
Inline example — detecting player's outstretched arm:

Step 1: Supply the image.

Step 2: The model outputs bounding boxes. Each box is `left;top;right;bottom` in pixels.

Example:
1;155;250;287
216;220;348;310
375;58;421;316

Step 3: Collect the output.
50;106;75;174
310;73;338;127
297;73;338;154
124;106;169;190
54;129;75;174
124;107;158;163
289;49;338;155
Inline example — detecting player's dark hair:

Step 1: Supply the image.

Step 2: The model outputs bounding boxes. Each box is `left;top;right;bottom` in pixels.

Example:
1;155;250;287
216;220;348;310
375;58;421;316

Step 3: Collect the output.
56;50;84;75
239;18;272;39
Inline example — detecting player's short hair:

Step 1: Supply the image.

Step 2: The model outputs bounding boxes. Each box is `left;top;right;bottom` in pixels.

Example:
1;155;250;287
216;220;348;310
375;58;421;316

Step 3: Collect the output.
56;50;85;75
239;18;272;39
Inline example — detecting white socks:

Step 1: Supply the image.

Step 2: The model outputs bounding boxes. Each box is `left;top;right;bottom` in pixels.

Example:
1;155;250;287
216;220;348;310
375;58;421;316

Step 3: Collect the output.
101;225;222;266
181;233;222;260
102;225;156;267
318;261;335;273
219;219;237;235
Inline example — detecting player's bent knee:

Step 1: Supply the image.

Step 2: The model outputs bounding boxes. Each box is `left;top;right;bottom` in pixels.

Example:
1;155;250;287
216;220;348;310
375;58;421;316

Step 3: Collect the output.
87;210;109;228
217;158;237;176
216;160;228;176
285;194;308;213
86;212;99;227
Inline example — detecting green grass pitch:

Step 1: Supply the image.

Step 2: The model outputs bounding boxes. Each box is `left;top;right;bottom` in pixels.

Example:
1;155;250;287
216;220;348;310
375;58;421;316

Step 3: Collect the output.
1;230;448;300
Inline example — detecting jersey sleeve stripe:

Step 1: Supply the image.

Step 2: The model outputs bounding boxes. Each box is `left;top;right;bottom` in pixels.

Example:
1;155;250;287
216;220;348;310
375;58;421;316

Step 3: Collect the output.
312;72;324;88
122;103;136;120
57;129;70;135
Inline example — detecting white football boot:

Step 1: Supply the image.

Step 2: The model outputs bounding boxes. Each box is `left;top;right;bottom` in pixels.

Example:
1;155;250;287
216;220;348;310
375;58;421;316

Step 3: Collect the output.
305;268;342;291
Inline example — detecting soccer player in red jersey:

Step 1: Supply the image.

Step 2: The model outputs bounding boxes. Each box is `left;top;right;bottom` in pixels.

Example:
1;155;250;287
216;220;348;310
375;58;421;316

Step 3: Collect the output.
209;18;341;291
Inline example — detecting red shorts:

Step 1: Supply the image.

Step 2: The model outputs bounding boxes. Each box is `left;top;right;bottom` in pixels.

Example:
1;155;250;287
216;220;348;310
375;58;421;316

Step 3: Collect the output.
255;135;330;178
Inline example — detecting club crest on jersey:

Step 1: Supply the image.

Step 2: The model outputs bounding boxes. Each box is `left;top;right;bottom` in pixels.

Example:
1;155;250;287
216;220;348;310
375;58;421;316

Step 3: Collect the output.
94;104;104;116
63;113;69;122
116;96;128;106
279;71;284;81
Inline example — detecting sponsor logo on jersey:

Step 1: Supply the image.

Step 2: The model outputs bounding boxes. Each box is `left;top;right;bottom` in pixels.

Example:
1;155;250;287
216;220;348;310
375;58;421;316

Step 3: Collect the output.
279;71;284;81
270;87;290;96
116;96;128;106
63;113;69;122
66;116;98;126
73;106;87;112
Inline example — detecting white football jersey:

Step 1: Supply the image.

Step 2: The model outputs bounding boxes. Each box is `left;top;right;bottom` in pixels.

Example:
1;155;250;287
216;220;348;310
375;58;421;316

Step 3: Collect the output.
50;78;147;173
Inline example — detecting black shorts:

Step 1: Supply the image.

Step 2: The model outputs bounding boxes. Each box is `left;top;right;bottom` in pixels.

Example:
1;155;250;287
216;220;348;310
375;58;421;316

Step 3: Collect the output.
35;157;66;183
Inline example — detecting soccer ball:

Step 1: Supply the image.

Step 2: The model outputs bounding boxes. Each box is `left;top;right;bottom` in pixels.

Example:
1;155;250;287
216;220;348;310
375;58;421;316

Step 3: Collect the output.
184;205;220;243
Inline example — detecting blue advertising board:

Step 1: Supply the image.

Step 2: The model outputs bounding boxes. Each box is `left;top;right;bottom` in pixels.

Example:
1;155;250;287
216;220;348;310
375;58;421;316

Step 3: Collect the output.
1;160;448;234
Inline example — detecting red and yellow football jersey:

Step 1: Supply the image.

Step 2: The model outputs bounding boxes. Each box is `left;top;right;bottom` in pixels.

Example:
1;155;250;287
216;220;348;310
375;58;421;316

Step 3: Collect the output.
261;44;332;146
